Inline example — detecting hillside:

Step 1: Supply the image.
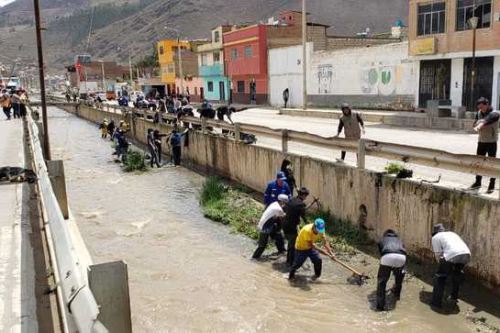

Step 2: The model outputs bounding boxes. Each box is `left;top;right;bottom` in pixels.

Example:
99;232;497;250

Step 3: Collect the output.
1;0;408;72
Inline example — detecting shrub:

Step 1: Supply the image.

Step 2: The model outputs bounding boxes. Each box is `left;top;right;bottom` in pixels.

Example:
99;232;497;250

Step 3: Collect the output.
200;176;226;205
123;151;146;172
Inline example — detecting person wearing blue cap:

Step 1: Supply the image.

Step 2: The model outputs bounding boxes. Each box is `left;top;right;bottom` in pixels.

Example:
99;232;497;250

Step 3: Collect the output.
264;171;291;207
288;218;335;281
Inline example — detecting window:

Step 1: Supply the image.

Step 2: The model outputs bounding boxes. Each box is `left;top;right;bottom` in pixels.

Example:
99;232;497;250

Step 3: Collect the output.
167;63;175;74
208;81;214;92
213;52;220;63
231;48;238;60
214;31;220;43
244;46;253;58
201;54;208;66
159;46;164;55
417;2;446;35
456;0;491;31
237;81;245;93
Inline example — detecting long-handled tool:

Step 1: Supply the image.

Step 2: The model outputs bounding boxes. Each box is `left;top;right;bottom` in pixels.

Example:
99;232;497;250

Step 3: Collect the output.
317;248;370;285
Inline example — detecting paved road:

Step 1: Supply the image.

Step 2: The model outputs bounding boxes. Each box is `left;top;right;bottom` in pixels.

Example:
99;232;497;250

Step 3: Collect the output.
231;108;496;197
0;118;37;332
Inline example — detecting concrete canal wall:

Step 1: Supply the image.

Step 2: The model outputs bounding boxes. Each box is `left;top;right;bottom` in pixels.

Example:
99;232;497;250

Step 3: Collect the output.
63;104;500;290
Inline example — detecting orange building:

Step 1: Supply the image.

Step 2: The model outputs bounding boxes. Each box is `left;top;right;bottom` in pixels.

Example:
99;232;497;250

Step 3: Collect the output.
408;0;500;109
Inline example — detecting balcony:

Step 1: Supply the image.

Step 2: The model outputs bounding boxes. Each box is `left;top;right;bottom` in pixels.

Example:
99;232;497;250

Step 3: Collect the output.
199;64;224;77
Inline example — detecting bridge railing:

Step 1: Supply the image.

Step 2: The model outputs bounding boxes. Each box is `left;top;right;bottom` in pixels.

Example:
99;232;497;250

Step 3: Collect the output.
56;102;500;199
26;111;107;332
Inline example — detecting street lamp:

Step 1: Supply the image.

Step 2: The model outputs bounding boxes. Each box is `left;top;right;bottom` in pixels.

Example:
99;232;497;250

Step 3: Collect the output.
468;15;479;111
164;26;184;96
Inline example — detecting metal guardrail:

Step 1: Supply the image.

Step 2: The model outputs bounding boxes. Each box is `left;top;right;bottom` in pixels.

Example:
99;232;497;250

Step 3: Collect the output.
55;101;500;199
26;111;107;332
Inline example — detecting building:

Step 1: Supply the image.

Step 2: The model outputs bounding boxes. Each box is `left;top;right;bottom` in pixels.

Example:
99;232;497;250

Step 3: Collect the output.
67;59;129;95
409;0;500;110
223;11;330;104
157;39;206;100
269;41;418;110
197;26;233;102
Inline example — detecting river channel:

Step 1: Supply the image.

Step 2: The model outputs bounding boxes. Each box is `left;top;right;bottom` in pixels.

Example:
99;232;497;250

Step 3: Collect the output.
49;107;488;332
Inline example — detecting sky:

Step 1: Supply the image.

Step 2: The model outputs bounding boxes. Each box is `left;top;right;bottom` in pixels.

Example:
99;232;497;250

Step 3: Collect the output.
0;0;16;7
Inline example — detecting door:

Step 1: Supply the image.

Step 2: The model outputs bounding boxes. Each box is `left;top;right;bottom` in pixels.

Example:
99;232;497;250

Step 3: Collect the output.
200;87;204;101
462;57;494;110
497;72;500;110
419;59;451;108
219;81;225;101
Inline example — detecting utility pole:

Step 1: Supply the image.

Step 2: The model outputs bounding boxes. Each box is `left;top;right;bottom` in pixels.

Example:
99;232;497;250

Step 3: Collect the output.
100;61;106;92
302;0;308;110
128;54;134;89
177;37;184;96
33;0;51;160
468;15;478;111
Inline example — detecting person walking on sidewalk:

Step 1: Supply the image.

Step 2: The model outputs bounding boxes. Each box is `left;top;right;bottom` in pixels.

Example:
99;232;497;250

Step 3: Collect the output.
264;171;291;207
10;90;21;119
1;90;11;120
470;97;499;193
335;103;365;161
252;194;288;259
376;229;407;311
288;219;335;281
430;224;471;309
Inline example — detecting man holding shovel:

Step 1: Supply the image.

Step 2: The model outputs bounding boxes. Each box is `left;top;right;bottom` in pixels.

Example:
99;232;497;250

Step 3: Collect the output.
288;219;335;281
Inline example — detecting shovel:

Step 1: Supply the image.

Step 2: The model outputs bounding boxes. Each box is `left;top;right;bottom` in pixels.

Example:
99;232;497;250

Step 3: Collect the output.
317;248;370;285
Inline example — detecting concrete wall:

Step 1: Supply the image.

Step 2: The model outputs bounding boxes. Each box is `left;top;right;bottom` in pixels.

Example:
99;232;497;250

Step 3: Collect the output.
308;42;418;110
268;43;312;108
64;104;500;290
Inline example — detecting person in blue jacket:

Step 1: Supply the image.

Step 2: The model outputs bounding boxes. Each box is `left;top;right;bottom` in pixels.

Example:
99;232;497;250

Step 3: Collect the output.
264;171;291;207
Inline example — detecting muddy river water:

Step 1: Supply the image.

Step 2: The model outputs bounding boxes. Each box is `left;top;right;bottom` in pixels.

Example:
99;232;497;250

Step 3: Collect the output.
49;107;494;332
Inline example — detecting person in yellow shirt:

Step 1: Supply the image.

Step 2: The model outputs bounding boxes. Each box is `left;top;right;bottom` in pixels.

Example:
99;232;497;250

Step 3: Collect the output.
288;218;335;280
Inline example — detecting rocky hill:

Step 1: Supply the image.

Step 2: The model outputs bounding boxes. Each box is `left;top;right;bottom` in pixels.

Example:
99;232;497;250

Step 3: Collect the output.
0;0;408;72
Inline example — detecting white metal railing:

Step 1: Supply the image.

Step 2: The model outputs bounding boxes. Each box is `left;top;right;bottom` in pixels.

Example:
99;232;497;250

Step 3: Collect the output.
26;112;107;333
60;102;500;199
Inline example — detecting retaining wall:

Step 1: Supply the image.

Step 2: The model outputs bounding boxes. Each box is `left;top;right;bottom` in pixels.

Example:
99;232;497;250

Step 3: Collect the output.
64;104;500;290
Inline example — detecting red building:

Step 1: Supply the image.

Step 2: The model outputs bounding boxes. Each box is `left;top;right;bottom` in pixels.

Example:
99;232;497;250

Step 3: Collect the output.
223;11;329;104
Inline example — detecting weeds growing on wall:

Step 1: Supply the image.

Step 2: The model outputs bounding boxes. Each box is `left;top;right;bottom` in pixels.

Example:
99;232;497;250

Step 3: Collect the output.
200;177;369;255
123;151;147;172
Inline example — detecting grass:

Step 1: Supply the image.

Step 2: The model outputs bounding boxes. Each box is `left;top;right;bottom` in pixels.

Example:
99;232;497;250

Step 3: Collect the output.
200;177;369;255
123;150;147;172
201;177;261;240
384;162;405;174
310;209;369;256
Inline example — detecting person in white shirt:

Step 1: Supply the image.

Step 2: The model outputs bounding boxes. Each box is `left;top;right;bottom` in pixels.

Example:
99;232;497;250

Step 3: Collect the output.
252;194;288;259
431;224;471;308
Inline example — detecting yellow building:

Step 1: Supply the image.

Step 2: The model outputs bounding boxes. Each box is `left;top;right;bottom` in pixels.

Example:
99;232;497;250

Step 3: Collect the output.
157;39;191;94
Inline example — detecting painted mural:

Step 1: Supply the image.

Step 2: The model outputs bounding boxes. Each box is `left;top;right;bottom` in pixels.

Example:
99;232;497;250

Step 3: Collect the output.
360;64;396;96
317;64;334;94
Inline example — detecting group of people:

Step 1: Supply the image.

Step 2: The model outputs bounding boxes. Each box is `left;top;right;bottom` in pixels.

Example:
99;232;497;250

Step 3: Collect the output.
1;88;29;120
98;119;131;161
147;126;188;168
253;165;472;312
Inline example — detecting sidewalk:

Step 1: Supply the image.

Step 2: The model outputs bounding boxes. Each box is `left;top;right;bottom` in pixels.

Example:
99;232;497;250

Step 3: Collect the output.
0;119;38;332
279;107;475;132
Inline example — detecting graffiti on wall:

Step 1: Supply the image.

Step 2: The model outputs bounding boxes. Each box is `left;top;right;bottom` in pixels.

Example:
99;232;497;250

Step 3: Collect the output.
360;64;396;95
317;64;333;94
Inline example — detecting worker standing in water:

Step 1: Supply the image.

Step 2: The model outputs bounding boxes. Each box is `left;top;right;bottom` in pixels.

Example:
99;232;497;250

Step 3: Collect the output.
288;219;335;281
